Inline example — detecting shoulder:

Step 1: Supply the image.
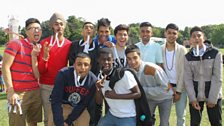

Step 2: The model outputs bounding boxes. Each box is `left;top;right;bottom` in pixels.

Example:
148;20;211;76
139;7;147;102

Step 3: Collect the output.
64;38;72;44
88;71;97;82
59;66;73;74
40;36;51;45
135;42;142;46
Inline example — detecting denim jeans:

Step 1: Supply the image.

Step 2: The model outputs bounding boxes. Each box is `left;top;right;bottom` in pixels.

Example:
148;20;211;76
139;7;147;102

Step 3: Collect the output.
98;111;136;126
175;91;187;126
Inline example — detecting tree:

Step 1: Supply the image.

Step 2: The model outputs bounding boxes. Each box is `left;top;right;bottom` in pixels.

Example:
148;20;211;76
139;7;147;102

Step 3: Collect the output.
128;23;140;44
211;24;224;47
0;28;8;45
66;16;85;41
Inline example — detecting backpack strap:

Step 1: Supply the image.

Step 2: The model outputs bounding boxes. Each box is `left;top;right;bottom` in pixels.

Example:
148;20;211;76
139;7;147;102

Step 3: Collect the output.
108;67;153;126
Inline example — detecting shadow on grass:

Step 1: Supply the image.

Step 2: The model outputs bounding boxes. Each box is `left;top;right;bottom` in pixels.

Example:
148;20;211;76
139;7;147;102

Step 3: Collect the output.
0;93;6;100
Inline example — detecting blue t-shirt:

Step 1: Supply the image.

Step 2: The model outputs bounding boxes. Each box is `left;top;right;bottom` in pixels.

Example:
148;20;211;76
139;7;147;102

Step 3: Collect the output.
93;34;116;48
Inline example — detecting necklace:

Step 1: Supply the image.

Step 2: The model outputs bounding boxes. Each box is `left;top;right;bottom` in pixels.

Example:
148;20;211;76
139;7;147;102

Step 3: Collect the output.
165;46;175;71
74;70;87;87
49;34;65;47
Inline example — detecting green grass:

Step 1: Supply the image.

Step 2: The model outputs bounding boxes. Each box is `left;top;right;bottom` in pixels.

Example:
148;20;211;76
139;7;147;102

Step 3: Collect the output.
0;46;223;125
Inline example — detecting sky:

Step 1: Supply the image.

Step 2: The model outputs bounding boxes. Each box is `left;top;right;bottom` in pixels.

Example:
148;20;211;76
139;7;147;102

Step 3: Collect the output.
0;0;223;30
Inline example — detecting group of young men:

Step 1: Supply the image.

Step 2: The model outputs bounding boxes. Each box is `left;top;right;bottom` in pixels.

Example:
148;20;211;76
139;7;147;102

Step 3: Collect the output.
2;12;222;126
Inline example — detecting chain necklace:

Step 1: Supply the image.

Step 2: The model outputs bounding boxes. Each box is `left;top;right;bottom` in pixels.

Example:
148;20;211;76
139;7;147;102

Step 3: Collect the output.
165;46;175;71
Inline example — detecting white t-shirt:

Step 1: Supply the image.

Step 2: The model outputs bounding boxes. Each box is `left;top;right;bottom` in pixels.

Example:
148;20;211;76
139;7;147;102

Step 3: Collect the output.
164;49;176;84
102;71;137;118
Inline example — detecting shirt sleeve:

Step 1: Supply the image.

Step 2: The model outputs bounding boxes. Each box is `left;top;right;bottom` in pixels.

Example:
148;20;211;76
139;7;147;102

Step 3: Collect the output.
4;40;20;56
156;44;163;64
51;71;65;126
37;42;48;74
209;52;222;104
184;57;197;103
122;71;138;89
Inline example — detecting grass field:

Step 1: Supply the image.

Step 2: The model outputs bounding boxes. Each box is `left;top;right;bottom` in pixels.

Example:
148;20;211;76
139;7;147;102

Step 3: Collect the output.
0;46;223;126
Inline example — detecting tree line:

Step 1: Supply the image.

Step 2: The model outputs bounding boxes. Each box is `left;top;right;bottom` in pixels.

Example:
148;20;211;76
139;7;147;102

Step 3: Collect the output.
0;15;224;47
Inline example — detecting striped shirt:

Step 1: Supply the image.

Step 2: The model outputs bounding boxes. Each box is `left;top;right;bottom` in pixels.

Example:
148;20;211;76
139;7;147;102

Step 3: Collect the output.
5;39;39;91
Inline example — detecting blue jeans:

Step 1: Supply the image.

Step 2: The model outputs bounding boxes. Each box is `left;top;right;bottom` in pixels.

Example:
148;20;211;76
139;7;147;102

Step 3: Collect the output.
98;111;136;126
175;91;187;126
148;98;173;126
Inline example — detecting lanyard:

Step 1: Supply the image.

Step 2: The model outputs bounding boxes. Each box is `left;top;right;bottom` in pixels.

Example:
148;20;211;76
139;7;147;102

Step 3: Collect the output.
49;33;65;47
193;44;206;57
74;70;87;87
79;35;95;53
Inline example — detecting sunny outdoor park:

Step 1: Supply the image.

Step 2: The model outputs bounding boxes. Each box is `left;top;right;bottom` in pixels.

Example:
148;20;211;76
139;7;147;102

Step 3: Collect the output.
1;0;224;126
0;43;223;126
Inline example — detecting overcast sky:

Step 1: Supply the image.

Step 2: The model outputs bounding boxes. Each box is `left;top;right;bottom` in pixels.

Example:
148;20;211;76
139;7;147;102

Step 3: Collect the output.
0;0;223;30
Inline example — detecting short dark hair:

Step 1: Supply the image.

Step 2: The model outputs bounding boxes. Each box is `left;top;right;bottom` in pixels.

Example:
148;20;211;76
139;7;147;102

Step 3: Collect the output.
83;22;95;28
165;23;179;31
98;48;114;58
125;44;140;56
97;18;111;31
25;18;40;29
75;52;91;63
190;26;203;36
140;22;153;28
114;24;129;35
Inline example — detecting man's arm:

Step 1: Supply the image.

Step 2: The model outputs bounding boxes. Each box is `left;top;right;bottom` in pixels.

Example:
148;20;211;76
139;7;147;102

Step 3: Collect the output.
2;53;18;105
208;52;222;105
142;64;172;97
105;71;141;99
184;57;197;104
31;44;41;79
38;42;50;74
50;71;65;126
105;85;141;99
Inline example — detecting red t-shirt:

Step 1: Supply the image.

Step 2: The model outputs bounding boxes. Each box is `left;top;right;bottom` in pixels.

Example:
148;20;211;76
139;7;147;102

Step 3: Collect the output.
38;36;71;85
4;39;39;91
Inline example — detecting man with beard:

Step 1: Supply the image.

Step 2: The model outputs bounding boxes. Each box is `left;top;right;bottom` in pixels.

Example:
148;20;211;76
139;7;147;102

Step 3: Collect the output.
93;18;116;48
162;23;187;126
68;21;99;126
49;52;97;126
125;44;173;126
2;18;42;126
135;22;163;67
36;12;72;126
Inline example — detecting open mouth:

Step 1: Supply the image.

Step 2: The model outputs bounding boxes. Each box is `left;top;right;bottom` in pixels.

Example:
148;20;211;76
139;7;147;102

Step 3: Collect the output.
34;34;40;41
100;36;107;42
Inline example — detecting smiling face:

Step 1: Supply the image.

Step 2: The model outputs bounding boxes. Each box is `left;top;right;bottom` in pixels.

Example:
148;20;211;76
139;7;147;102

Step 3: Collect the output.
165;28;178;44
115;30;128;48
98;53;114;75
140;26;153;44
26;23;42;43
126;51;141;71
74;57;91;79
98;26;110;44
